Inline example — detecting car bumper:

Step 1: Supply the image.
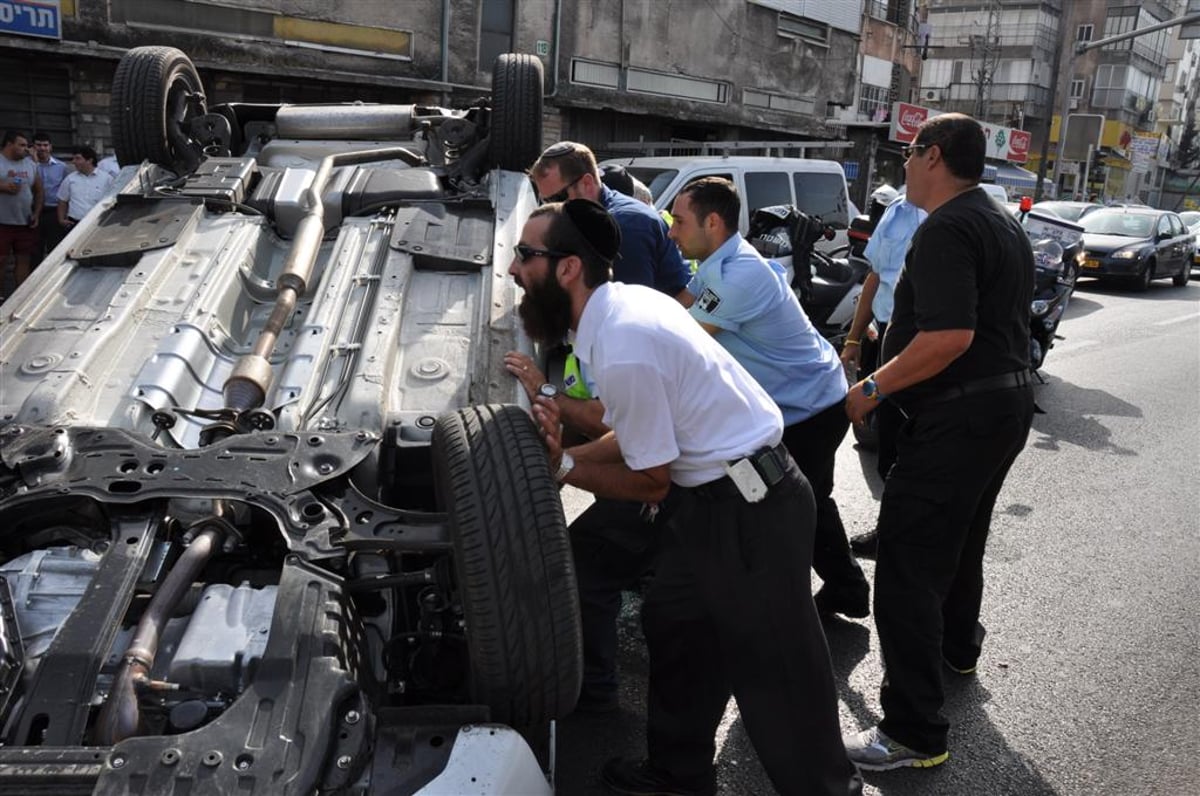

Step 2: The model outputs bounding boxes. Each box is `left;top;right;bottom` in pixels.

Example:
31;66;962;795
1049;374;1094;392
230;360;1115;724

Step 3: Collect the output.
1080;256;1143;277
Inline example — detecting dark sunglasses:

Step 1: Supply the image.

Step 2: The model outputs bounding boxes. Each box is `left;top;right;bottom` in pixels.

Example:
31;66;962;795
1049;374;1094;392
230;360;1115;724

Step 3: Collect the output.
541;173;584;204
514;244;573;263
903;143;935;160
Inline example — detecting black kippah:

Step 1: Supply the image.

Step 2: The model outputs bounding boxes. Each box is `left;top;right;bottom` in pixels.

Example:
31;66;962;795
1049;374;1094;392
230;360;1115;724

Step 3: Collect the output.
600;164;635;198
562;199;622;263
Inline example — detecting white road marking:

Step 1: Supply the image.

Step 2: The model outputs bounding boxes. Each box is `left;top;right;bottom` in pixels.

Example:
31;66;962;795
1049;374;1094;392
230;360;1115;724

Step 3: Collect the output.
1152;311;1200;327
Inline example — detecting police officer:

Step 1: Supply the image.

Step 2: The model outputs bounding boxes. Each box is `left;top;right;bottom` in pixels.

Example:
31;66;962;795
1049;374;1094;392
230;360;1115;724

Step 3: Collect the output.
842;113;1036;770
670;176;870;617
512;197;861;796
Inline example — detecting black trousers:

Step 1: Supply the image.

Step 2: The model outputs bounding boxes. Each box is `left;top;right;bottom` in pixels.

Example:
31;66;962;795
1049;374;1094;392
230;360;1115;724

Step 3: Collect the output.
35;207;64;267
643;454;862;795
875;386;1035;754
782;398;866;591
571;492;679;700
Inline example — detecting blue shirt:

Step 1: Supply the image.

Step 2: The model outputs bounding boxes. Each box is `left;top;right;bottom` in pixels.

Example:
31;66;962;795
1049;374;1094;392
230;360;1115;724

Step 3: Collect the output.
862;199;926;323
36;157;68;208
686;233;847;425
600;185;690;295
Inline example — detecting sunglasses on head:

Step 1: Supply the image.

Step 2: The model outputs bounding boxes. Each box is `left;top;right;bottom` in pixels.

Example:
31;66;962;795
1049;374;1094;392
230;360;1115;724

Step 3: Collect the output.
514;244;573;263
541;173;584;205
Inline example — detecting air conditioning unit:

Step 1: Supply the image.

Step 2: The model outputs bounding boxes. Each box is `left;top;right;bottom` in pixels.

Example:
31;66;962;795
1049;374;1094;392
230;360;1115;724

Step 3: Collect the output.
923;88;943;102
1068;97;1079;110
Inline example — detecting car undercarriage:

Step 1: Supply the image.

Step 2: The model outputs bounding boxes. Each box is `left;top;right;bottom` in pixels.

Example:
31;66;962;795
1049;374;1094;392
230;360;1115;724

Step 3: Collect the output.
0;46;580;794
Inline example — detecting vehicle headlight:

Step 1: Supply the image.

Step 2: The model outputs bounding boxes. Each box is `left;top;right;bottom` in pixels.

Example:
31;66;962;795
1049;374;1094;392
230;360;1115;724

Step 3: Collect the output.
1110;248;1140;260
1031;299;1049;316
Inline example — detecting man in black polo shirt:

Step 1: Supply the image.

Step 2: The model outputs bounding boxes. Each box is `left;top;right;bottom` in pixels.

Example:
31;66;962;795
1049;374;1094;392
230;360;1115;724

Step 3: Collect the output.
842;113;1036;770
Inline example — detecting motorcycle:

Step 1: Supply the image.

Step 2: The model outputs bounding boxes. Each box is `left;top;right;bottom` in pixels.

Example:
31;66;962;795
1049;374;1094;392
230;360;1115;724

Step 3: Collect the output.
1019;209;1084;373
747;204;872;348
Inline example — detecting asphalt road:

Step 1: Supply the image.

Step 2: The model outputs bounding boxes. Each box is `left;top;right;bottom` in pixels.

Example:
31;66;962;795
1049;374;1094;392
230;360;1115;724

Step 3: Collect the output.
554;276;1200;795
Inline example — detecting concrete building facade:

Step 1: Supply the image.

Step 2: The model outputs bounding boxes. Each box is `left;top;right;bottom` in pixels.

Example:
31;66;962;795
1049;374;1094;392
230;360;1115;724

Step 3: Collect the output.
1;0;865;168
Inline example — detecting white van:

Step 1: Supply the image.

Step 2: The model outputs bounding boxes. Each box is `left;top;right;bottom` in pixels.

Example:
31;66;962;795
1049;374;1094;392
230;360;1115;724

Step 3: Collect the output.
599;156;855;250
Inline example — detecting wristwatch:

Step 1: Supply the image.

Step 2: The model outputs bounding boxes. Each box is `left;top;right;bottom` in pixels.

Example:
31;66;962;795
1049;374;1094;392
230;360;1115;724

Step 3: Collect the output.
862;375;886;401
555;452;575;482
538;383;559;399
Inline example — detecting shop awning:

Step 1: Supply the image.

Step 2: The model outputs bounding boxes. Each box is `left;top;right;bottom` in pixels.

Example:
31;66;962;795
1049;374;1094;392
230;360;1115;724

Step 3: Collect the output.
993;162;1039;190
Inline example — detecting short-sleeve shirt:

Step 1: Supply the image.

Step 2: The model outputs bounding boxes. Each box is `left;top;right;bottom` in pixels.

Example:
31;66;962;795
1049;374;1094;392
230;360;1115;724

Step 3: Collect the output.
863;199;926;323
600;185;691;295
883;186;1034;403
0;154;37;226
686;232;847;425
58;170;114;221
573;281;783;487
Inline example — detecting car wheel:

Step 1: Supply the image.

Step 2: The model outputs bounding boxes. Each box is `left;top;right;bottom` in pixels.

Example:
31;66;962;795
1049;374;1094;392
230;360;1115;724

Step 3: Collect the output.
110;46;208;175
1131;260;1153;292
432;404;582;726
488;54;544;172
1172;257;1190;287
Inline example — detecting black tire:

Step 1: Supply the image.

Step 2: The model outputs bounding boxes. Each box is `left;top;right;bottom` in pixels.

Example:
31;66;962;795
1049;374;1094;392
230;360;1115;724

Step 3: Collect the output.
1172;258;1190;287
1131;260;1153;292
431;404;581;726
488;54;544;172
110;46;207;175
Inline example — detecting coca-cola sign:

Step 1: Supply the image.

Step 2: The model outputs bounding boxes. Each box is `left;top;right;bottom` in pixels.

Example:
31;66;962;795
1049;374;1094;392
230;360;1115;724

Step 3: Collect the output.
891;102;1032;163
890;102;934;144
1008;130;1032;162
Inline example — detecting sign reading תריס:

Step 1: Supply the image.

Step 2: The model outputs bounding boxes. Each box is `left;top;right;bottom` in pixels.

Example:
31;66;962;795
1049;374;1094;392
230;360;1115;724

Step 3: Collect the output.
0;0;61;40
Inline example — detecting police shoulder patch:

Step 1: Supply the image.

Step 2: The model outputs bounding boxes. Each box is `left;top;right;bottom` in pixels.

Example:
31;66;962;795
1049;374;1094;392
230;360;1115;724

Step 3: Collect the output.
698;286;722;314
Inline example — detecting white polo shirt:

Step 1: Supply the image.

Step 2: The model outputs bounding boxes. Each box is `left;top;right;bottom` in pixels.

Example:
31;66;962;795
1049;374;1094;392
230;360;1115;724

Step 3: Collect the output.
572;281;783;487
57;170;113;221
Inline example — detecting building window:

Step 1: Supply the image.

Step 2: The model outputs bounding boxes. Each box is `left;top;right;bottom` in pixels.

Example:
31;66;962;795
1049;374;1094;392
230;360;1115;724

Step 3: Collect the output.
1076;24;1093;42
866;0;888;20
1092;63;1126;109
778;13;829;45
1070;79;1085;98
858;83;891;121
479;0;514;72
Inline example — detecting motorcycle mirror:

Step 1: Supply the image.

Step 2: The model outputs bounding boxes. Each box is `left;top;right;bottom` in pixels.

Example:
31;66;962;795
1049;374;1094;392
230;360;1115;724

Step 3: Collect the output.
1019;196;1033;212
823;227;836;241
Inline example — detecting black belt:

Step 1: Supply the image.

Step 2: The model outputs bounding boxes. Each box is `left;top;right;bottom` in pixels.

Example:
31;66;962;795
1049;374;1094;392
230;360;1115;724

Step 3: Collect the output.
688;441;789;501
918;369;1032;408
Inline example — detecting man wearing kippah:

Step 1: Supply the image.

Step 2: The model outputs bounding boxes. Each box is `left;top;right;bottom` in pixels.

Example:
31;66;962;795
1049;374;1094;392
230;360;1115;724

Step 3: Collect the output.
511;198;861;796
507;141;692;714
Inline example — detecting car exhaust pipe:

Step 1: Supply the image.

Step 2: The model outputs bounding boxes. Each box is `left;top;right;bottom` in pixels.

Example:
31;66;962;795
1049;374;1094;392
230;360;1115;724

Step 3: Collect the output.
223;146;425;412
95;522;227;745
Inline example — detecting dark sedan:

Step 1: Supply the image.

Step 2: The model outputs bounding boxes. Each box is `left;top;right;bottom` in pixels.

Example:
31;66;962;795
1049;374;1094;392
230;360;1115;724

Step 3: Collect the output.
1078;207;1194;290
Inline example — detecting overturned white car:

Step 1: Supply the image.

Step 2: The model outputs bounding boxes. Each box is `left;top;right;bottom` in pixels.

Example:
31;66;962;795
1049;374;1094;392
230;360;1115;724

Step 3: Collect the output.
0;46;579;794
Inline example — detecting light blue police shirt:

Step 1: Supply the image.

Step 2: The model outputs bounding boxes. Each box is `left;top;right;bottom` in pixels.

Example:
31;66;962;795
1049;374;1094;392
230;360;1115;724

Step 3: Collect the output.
862;199;927;323
686;232;847;425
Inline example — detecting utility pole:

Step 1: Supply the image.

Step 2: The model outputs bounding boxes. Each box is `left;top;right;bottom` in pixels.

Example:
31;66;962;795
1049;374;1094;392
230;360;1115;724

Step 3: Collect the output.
971;0;1002;120
1033;4;1068;202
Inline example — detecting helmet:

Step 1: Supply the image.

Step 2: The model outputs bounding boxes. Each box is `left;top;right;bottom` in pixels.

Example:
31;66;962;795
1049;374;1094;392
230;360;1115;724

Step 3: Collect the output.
870;184;900;207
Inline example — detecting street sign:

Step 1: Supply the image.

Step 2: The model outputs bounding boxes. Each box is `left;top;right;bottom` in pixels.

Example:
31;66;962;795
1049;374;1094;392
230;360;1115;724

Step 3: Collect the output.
1062;114;1104;161
0;0;61;40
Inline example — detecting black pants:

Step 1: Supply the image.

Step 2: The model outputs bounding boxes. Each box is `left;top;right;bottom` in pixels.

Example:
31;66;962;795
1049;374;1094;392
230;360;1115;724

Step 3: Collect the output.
875;386;1035;754
571;492;679;700
782;398;866;591
35;207;64;267
643;454;862;795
